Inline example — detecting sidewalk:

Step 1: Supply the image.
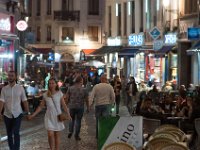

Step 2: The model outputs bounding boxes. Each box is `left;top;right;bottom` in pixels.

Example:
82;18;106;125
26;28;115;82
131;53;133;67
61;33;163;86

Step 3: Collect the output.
0;112;45;142
0;109;97;150
0;105;130;150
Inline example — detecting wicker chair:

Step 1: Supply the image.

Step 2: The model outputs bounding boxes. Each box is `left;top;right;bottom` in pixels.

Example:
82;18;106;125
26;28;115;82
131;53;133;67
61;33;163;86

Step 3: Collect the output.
168;129;187;142
103;142;136;150
195;118;200;148
143;118;161;135
148;131;179;142
144;137;176;150
155;124;179;133
159;143;189;150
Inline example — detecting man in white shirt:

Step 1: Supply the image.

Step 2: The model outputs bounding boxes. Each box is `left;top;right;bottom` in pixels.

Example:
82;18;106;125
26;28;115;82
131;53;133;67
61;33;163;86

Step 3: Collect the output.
0;71;30;150
90;74;115;138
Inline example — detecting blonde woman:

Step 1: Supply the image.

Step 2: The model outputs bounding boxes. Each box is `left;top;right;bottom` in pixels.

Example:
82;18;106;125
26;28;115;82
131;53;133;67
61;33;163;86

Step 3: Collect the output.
28;78;71;150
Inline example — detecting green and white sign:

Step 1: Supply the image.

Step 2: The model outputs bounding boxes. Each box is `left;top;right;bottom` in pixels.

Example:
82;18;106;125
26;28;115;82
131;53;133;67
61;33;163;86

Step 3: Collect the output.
98;116;143;150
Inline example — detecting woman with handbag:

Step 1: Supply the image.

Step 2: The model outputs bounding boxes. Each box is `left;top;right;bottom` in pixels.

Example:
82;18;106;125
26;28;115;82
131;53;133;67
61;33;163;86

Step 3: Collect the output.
28;78;71;150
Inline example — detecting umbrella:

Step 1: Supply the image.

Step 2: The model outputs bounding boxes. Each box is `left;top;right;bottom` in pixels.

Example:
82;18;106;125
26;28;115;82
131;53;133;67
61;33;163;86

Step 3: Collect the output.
83;60;105;68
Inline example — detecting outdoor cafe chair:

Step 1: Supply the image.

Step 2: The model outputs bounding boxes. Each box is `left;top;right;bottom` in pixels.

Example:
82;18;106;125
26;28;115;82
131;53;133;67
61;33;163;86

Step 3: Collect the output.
103;142;136;150
159;143;189;150
148;131;179;142
155;124;186;142
144;137;176;150
143;118;161;140
155;124;179;132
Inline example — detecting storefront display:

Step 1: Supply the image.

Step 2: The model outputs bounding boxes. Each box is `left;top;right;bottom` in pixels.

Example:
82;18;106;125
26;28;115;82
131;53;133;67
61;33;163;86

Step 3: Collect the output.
0;13;16;83
135;52;145;82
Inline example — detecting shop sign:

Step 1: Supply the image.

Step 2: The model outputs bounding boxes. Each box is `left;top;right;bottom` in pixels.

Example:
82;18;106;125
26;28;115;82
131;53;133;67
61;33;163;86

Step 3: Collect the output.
16;20;28;31
164;33;177;45
187;27;200;40
149;27;161;40
107;37;121;46
128;33;144;46
0;17;11;32
99;116;143;150
153;40;163;50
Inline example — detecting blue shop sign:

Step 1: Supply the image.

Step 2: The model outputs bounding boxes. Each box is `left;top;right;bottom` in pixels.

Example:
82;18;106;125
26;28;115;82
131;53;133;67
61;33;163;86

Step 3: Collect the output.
187;27;200;40
149;27;161;40
128;33;144;46
153;40;163;50
164;33;177;45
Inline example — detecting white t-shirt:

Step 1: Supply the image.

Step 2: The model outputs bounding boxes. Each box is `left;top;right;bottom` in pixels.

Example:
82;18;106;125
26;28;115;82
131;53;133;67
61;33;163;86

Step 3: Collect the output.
0;84;27;118
90;83;115;106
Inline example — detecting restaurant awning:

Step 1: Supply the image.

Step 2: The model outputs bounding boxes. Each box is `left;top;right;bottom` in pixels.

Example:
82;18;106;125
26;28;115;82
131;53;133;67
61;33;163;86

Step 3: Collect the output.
118;47;139;57
82;49;96;55
19;46;36;55
27;44;53;54
91;46;123;55
154;45;176;56
27;44;53;49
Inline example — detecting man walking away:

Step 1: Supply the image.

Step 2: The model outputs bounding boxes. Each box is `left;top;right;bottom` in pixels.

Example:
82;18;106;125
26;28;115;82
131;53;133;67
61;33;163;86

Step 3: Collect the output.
90;74;115;139
0;71;30;150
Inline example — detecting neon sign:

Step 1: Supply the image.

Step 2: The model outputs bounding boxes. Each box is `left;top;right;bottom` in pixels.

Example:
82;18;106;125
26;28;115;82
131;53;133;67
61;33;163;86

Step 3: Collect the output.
0;18;11;32
16;20;28;31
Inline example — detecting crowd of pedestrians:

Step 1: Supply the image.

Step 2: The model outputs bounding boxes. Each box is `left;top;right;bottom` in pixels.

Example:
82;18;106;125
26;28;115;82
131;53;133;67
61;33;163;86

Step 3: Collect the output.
1;69;200;150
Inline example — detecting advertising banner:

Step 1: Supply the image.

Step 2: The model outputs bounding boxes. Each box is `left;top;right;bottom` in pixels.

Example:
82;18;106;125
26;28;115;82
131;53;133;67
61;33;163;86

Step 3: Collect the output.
98;116;143;150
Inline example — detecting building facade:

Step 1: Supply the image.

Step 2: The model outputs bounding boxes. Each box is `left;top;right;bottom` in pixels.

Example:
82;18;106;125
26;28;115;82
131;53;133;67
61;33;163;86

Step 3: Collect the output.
103;0;200;88
26;0;105;77
0;0;19;83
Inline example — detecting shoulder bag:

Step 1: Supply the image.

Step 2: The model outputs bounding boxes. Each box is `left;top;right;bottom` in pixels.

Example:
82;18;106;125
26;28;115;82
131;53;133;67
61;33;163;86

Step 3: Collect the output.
51;96;68;122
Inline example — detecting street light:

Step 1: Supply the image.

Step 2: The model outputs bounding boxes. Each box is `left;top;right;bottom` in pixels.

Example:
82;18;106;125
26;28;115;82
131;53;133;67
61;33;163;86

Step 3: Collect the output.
163;0;170;7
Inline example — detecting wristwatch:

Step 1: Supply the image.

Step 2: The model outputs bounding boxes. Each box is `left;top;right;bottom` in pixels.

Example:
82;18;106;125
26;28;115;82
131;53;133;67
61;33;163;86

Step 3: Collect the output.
25;112;31;115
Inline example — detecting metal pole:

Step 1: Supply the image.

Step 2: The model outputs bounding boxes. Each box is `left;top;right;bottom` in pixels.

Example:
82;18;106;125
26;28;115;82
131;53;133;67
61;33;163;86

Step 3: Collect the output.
177;0;180;34
198;52;200;84
198;0;200;25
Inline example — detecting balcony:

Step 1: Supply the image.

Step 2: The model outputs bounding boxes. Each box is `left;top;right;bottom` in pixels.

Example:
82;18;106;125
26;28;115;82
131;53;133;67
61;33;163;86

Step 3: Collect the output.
54;10;80;22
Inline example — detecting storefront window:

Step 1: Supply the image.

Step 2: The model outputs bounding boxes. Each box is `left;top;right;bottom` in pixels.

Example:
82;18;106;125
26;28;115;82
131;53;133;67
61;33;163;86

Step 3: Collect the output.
0;41;14;83
136;52;145;82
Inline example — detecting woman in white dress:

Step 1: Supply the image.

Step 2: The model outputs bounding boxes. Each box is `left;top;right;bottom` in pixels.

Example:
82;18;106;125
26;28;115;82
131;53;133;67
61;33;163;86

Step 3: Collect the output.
28;78;71;150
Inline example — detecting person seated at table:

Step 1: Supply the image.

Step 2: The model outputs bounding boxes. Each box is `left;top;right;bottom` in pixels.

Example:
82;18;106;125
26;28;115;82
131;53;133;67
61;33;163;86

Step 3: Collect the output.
177;96;193;117
175;95;189;117
26;81;39;96
159;94;175;114
147;85;160;105
162;81;173;92
139;97;164;120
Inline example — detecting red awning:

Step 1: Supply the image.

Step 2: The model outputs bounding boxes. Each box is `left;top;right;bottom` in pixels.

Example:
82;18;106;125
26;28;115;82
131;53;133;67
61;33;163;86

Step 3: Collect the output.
82;49;96;55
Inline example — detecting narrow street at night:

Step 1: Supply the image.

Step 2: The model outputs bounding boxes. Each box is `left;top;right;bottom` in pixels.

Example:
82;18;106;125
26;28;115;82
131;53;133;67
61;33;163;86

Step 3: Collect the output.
0;109;97;150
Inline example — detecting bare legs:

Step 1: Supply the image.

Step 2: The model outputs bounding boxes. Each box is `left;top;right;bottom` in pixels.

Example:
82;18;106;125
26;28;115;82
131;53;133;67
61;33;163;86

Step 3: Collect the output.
47;130;61;150
55;131;60;150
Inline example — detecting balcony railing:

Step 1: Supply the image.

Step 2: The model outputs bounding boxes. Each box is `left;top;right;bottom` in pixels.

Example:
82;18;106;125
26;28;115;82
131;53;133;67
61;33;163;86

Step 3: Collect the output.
54;10;80;21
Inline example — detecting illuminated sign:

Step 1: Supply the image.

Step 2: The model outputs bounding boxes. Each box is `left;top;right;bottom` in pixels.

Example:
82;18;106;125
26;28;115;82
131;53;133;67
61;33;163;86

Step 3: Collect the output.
107;37;121;46
16;20;28;31
164;33;177;45
187;27;200;40
0;18;11;32
153;40;163;50
128;33;144;46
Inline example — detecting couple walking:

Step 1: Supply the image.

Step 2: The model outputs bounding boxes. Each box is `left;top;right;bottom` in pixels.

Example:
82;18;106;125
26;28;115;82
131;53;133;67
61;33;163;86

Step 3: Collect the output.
0;71;88;150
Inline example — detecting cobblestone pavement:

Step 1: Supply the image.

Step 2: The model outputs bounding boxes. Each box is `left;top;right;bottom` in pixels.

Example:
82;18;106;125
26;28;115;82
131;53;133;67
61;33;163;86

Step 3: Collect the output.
0;109;97;150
